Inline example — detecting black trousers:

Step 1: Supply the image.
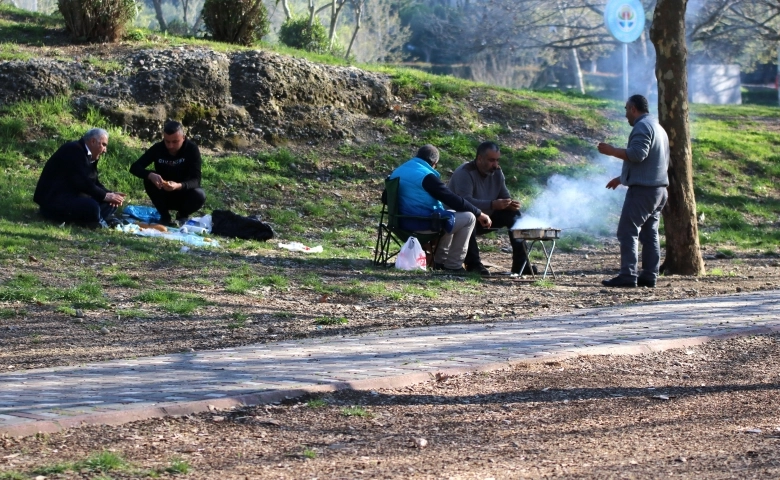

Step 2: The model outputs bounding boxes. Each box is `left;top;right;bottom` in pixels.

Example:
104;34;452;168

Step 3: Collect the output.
40;194;117;227
464;209;531;273
144;179;206;220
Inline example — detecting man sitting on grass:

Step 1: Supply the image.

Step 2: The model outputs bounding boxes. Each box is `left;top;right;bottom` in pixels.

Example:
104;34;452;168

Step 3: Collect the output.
33;128;125;229
130;120;206;227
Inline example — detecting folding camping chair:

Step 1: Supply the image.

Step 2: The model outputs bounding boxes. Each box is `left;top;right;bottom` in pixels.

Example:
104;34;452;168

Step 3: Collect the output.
373;177;444;267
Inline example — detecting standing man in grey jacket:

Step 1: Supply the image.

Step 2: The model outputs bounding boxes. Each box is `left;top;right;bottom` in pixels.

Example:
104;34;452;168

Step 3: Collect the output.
598;94;670;288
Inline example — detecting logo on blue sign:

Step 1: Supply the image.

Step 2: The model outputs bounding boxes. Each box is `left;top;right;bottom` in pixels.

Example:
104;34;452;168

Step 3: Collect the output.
605;0;645;43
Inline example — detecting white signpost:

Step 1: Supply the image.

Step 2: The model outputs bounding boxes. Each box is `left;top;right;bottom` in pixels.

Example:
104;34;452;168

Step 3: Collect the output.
604;0;646;100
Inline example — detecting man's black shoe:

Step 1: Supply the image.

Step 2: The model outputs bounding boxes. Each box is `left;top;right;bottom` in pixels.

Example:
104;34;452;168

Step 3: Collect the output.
601;276;637;288
466;263;491;276
512;265;538;275
105;216;122;228
637;277;656;288
432;263;467;275
160;217;183;228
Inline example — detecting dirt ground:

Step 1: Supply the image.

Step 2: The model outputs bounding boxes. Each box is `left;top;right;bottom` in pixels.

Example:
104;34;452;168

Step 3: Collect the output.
1;241;779;372
2;333;780;479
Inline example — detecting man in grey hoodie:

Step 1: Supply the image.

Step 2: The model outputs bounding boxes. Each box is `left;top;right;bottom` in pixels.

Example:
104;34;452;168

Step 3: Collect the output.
598;94;670;288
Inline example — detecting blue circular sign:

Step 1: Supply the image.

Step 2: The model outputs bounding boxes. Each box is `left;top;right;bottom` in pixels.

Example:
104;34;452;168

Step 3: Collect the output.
604;0;645;43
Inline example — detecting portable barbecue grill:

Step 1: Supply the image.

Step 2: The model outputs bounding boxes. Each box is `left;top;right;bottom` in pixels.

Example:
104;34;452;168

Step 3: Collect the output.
510;227;561;279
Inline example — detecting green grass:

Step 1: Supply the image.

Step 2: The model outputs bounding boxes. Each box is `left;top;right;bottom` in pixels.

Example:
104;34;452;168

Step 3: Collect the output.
531;279;555;288
134;290;210;315
690;103;780;249
165;457;190;474
0;307;24;318
0;274;106;309
260;274;288;289
0;471;27;480
306;398;328;408
226;312;248;329
111;273;140;288
302;448;317;459
31;451;129;476
341;406;371;418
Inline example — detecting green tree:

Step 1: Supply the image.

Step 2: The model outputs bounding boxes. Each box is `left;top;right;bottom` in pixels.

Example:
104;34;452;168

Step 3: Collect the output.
202;0;270;45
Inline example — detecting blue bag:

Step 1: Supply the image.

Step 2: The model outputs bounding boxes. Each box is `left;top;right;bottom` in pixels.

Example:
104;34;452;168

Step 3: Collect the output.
123;205;161;223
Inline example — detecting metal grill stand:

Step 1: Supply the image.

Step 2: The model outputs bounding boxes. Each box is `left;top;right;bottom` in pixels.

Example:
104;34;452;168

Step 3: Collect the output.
518;239;557;279
511;228;560;280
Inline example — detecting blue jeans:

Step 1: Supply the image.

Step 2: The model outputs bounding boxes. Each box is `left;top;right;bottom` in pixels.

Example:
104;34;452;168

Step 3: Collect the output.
617;186;668;281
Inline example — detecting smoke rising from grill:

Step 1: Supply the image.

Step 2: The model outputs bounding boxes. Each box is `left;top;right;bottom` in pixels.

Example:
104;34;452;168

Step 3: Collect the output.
513;156;624;237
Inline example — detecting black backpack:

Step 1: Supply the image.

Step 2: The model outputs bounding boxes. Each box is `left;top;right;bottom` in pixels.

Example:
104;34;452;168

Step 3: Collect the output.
211;210;275;241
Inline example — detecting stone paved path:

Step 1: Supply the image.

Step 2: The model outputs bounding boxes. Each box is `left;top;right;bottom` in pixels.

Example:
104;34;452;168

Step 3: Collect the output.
2;291;779;436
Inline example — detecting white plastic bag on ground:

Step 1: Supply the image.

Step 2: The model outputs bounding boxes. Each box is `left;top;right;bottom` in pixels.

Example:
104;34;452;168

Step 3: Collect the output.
395;237;427;271
278;242;323;253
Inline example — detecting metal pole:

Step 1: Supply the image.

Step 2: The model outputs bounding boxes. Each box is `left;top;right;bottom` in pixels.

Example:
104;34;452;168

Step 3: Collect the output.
623;43;629;100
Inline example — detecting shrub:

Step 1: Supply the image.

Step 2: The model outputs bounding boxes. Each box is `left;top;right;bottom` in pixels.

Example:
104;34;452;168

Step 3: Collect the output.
202;0;270;46
57;0;137;43
166;18;190;36
278;15;328;53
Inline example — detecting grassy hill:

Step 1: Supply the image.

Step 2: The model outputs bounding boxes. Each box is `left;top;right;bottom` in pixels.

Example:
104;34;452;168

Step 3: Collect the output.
0;5;777;309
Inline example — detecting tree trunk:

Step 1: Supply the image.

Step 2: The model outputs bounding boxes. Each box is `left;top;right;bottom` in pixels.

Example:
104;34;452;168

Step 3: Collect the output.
191;12;202;35
152;0;167;31
182;0;190;27
328;0;346;49
649;0;705;276
279;0;291;20
571;47;584;94
308;0;316;27
555;0;584;94
346;0;363;59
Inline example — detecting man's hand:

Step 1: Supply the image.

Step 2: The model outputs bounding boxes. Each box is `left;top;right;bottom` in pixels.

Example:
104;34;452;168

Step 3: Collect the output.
105;192;125;207
148;172;165;189
507;200;521;212
491;198;513;211
477;213;492;228
597;142;614;156
606;176;622;190
161;181;182;192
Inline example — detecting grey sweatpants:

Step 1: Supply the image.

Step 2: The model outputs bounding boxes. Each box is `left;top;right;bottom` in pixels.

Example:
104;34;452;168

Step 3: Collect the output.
434;211;476;269
616;186;668;281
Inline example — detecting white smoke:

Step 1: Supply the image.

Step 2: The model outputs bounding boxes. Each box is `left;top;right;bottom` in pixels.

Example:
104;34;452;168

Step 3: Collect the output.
513;156;625;237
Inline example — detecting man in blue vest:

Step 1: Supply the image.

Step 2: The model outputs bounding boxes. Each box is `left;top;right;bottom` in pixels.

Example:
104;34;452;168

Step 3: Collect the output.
389;145;492;273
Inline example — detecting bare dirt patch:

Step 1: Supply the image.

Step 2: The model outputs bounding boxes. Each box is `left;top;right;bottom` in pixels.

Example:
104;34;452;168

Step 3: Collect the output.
2;334;780;478
1;239;778;372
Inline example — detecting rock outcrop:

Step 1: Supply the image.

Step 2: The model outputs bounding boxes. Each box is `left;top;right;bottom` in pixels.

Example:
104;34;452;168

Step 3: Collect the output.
0;47;393;147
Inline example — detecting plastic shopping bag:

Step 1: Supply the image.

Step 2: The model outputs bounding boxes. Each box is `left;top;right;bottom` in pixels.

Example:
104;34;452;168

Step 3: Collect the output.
395;237;427;271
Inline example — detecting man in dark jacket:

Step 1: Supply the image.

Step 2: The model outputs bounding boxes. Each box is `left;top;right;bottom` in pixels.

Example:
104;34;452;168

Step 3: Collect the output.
130;120;206;226
33;128;125;228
